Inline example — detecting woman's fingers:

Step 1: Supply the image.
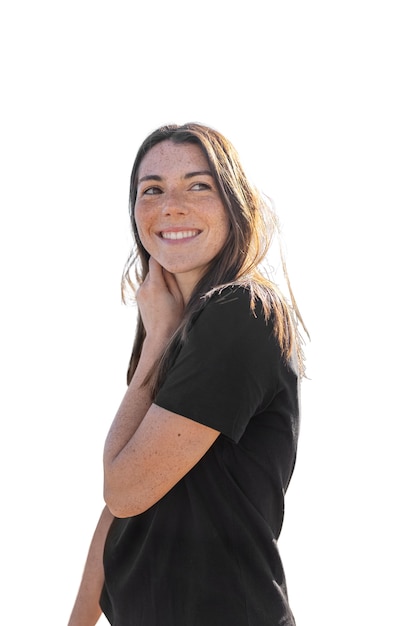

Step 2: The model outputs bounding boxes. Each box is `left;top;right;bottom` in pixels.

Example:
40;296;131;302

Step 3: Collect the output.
146;256;164;285
147;258;182;302
137;258;184;340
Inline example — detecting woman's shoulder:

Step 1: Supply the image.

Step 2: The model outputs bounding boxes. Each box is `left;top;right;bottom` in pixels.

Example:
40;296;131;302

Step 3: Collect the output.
198;282;282;334
200;280;300;376
200;284;253;321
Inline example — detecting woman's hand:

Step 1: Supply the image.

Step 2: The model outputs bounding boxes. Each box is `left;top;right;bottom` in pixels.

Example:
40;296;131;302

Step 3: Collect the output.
136;257;184;343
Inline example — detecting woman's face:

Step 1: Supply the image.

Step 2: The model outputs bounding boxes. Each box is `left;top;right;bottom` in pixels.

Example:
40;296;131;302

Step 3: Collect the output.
135;140;230;296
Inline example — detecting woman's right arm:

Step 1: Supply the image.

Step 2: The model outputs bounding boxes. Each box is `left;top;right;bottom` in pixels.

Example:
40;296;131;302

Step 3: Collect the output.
68;505;114;626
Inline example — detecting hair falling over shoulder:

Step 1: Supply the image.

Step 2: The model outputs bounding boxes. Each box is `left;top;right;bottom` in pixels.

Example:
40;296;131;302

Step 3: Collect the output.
121;122;309;393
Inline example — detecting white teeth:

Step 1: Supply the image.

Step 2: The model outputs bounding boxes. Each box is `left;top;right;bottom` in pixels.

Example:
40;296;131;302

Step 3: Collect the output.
161;230;198;240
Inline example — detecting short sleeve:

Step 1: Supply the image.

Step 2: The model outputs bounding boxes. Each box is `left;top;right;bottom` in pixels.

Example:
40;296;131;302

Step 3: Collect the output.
154;287;283;442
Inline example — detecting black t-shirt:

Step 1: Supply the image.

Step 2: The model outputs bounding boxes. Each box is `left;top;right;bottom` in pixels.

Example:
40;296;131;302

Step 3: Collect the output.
100;286;299;626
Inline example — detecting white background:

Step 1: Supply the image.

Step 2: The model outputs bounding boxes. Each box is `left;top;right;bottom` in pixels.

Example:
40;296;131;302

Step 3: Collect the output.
1;1;416;624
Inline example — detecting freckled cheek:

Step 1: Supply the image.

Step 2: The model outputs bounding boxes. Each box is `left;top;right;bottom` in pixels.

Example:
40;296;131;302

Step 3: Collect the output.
135;205;151;236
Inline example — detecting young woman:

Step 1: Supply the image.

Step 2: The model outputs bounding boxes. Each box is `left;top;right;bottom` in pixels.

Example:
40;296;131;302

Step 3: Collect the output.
68;123;307;626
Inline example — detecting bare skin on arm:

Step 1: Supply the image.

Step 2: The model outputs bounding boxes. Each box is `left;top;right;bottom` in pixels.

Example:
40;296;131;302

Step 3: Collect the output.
68;506;114;626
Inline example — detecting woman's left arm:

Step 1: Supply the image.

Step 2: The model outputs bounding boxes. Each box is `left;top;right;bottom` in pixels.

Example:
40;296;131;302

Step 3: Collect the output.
103;259;219;518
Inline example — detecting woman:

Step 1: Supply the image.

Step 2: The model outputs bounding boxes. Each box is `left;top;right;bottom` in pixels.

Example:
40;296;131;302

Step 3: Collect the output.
68;123;307;626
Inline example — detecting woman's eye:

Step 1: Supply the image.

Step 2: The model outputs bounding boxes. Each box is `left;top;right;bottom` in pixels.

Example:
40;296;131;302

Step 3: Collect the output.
191;182;210;191
143;186;162;195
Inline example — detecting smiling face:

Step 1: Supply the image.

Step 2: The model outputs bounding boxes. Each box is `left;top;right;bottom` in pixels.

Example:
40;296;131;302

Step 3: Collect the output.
135;140;230;298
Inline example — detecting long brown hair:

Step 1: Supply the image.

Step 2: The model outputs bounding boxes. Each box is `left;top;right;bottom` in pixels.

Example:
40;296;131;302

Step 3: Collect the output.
122;123;307;392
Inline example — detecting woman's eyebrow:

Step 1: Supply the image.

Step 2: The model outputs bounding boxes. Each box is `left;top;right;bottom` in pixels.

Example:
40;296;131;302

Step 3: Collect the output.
138;174;162;183
183;170;213;179
138;170;213;184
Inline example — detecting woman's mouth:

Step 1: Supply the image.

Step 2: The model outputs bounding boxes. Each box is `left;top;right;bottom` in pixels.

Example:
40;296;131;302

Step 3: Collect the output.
160;230;200;240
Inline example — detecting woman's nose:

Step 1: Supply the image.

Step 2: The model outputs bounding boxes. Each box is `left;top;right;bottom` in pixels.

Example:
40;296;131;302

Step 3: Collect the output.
161;190;188;215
